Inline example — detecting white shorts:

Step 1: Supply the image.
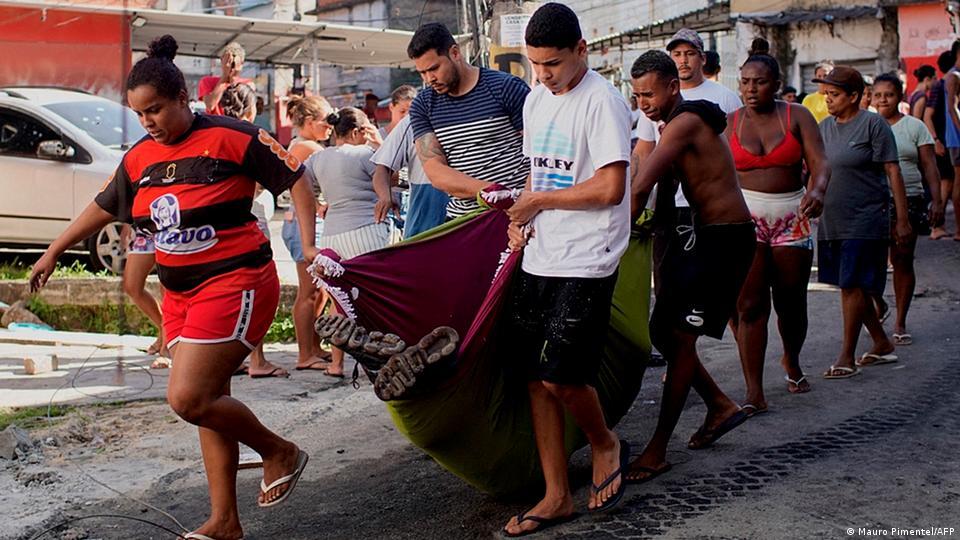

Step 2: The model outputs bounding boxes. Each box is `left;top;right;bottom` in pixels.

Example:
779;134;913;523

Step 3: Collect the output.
128;232;156;255
318;222;390;260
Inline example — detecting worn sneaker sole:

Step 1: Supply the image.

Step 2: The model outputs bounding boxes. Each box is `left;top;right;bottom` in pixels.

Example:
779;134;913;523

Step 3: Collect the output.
373;326;459;401
315;314;406;360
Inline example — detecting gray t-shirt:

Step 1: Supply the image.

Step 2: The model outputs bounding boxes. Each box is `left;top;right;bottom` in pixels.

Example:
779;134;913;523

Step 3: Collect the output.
371;115;428;185
890;115;934;198
818;111;899;241
308;144;378;237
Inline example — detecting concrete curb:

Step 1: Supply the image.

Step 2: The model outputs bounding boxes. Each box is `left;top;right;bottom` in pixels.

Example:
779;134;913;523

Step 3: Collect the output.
0;277;299;311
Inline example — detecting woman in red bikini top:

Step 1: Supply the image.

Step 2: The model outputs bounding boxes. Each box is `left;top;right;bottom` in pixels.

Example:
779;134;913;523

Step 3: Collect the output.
722;45;831;415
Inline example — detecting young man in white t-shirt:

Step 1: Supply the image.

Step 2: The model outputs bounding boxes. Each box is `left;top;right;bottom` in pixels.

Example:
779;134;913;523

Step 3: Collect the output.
500;4;633;536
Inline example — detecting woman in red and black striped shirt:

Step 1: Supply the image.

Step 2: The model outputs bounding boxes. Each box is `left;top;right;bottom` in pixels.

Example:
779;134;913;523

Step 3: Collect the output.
30;36;317;539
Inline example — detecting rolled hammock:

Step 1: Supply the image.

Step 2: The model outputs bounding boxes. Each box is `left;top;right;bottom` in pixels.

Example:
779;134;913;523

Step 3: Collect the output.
310;206;653;496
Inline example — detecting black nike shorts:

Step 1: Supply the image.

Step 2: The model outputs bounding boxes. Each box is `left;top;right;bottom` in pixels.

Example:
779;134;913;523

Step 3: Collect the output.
651;221;756;341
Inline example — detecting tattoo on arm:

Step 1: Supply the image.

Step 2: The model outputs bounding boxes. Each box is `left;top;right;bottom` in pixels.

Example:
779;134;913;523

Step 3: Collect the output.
416;133;448;164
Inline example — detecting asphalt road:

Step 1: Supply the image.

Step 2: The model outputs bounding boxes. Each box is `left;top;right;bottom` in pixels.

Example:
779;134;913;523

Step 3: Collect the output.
16;229;960;540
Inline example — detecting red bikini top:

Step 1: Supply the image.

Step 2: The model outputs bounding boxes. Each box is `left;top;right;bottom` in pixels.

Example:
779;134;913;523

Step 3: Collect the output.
730;103;803;171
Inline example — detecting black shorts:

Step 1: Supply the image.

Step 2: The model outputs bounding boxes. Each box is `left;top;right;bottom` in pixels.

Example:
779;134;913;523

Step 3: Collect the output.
651;221;756;341
817;239;888;295
890;195;931;236
502;269;618;386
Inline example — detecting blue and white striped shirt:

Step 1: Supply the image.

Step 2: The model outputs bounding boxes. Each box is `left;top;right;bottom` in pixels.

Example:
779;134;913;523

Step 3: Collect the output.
409;68;531;218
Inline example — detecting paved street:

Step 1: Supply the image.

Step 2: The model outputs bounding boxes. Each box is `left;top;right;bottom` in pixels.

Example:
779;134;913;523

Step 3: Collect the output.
9;231;960;540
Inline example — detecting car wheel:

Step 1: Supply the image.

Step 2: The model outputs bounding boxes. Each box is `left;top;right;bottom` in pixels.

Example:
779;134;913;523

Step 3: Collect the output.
86;221;127;274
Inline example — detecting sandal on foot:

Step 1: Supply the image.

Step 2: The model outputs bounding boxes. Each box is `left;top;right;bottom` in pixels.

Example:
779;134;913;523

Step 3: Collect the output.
784;375;810;394
892;333;912;346
249;367;290;379
258;450;309;508
184;534;243;540
625;461;671;485
295;359;332;371
501;511;579;538
822;365;861;379
150;356;172;369
589;440;630;513
855;353;898;367
688;409;749;450
373;326;459;401
323;369;345;379
741;403;768;418
232;364;249;377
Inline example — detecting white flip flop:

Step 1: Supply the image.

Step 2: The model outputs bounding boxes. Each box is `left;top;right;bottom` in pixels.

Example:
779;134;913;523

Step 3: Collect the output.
184;533;243;540
258;450;309;508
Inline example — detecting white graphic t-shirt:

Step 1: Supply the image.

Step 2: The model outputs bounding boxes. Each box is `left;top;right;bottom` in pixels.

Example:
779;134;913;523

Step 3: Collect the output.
521;70;632;279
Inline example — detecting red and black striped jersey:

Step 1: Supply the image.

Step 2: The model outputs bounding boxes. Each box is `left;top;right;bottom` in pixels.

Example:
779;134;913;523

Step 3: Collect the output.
95;114;304;292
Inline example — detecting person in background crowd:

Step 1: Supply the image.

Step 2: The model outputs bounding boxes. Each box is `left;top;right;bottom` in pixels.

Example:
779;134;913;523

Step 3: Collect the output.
910;65;937;119
923;50;955;240
31;35;317;539
407;23;531;220
219;83;290;379
703;50;721;82
802;60;834;122
311;107;387;377
726;49;830;408
363;92;381;127
873;73;944;347
123;229;170;368
781;85;798;103
282;95;336;372
198;42;252;116
814;66;910;379
372;86;450;238
380;85;417;138
941;40;960;240
253;95;272;133
861;76;875;111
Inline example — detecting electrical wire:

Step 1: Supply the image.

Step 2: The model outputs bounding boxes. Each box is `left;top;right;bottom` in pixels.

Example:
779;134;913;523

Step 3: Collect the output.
27;514;187;540
71;462;189;535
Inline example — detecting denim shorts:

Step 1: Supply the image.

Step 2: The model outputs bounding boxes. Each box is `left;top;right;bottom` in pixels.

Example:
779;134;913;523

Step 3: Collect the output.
281;215;323;263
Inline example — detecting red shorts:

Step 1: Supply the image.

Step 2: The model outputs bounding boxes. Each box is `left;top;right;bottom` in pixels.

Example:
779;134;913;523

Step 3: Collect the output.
163;263;280;350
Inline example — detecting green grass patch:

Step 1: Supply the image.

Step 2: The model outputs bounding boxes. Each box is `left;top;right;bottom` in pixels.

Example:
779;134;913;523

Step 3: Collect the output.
24;296;294;344
264;311;296;343
0;405;73;431
27;296;159;337
0;259;109;281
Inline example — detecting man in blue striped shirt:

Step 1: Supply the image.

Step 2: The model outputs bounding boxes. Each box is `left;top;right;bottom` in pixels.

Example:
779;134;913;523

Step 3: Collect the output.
407;23;531;219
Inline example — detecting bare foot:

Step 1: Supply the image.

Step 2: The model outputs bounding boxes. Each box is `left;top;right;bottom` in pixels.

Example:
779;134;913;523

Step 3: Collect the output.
258;442;303;506
502;494;574;536
189;514;243;540
588;434;621;510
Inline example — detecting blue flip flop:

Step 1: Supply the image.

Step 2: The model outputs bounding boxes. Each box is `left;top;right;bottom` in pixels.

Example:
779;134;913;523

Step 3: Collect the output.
589;439;630;513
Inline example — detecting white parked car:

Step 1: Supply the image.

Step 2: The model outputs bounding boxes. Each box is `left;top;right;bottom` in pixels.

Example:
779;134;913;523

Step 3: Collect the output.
0;87;146;272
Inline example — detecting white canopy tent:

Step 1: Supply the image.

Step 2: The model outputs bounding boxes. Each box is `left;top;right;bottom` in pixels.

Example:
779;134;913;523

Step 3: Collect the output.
0;0;416;67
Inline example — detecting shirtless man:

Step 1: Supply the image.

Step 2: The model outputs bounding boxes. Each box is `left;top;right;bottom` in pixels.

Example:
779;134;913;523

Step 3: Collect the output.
626;50;755;483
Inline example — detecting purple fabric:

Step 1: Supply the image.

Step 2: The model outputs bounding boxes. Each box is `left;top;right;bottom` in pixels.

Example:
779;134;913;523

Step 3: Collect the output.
317;210;513;352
